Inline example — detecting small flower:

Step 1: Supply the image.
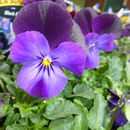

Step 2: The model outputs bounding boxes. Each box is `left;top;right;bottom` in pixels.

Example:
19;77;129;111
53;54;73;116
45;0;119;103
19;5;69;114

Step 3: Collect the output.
10;31;86;99
74;7;122;69
74;7;122;37
121;24;130;37
85;33;116;69
108;89;128;129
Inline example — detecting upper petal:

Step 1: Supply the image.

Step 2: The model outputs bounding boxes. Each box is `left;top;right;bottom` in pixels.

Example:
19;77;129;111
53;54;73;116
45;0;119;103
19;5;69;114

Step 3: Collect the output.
10;31;50;65
74;7;97;35
70;21;89;54
95;33;116;52
92;14;122;37
52;42;86;76
86;48;99;69
23;0;66;9
85;32;98;48
13;1;73;49
18;64;67;99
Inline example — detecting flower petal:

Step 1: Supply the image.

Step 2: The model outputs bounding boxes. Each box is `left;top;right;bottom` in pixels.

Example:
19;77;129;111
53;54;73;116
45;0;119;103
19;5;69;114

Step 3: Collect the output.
23;0;66;9
95;33;116;52
86;48;99;69
108;89;120;99
74;7;97;35
70;21;88;54
110;107;128;128
52;42;86;76
18;64;67;99
121;24;130;37
92;14;122;37
10;31;50;65
13;1;73;49
85;32;98;48
109;97;118;106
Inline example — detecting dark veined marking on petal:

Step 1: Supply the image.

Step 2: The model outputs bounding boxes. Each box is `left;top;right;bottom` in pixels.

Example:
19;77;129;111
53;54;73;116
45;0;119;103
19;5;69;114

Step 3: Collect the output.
30;64;43;85
36;56;42;59
38;65;43;74
35;62;43;69
43;66;46;73
50;64;55;74
46;66;50;77
40;52;45;58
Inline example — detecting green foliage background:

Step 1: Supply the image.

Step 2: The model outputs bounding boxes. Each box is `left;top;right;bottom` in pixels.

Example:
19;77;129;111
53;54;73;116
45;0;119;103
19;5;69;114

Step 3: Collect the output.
0;36;130;129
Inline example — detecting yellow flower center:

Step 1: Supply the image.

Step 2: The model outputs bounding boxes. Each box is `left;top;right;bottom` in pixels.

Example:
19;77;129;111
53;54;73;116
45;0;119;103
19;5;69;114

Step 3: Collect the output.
120;16;128;23
89;45;92;49
89;44;95;49
42;59;51;67
2;18;6;22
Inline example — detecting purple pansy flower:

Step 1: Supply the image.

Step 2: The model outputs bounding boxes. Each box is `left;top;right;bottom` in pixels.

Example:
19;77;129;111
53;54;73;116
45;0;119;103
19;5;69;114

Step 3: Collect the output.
121;24;130;37
10;31;86;99
85;33;116;69
74;8;122;69
11;1;87;98
108;89;128;129
23;0;66;9
13;1;87;51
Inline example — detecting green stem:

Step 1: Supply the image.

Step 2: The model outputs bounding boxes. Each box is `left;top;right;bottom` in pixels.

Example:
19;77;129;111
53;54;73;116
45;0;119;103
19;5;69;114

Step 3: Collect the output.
0;79;7;93
107;105;120;130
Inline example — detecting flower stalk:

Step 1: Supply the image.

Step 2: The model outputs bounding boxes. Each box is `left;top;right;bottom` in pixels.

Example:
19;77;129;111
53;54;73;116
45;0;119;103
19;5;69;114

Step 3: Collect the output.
107;92;130;130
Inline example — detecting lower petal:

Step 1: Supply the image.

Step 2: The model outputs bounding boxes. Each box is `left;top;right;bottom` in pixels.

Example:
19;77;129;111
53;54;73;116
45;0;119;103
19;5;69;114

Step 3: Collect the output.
18;64;67;99
40;65;68;98
86;48;99;69
111;107;128;128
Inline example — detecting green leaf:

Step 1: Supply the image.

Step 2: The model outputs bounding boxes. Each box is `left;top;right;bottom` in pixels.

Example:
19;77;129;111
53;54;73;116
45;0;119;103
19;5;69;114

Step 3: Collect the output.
71;82;95;99
74;114;88;130
97;63;109;74
49;117;75;130
4;111;19;126
74;97;92;109
87;94;108;130
34;119;48;129
0;62;10;74
62;82;73;97
106;56;123;81
6;124;28;130
0;93;10;118
0;54;5;61
12;64;22;78
126;61;130;85
73;99;88;114
29;113;41;124
105;75;120;89
13;104;38;118
18;118;29;125
0;74;13;85
63;69;77;81
123;103;130;122
44;100;82;120
117;124;130;130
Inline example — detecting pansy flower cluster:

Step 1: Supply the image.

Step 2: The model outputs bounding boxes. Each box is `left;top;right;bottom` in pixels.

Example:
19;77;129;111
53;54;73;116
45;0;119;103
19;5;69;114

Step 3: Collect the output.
10;0;122;99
